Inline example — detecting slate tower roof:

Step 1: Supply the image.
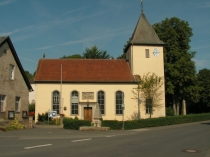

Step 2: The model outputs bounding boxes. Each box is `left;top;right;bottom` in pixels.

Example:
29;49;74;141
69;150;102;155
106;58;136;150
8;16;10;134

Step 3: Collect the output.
124;13;164;52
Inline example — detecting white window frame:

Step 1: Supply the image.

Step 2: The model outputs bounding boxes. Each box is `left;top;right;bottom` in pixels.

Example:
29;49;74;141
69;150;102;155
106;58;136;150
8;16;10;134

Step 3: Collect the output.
9;64;15;80
0;95;6;112
15;96;21;112
71;91;79;115
116;91;123;115
97;91;105;115
52;91;60;114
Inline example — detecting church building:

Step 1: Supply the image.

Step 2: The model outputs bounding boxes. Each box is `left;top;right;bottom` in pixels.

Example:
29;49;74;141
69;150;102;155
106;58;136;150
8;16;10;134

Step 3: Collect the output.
34;9;165;122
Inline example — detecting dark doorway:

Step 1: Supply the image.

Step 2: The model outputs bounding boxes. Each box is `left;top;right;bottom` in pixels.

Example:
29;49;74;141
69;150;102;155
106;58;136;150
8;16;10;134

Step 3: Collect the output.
84;107;92;121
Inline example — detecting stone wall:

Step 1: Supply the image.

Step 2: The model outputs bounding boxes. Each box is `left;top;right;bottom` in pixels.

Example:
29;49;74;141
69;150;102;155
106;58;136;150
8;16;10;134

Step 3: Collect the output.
0;42;29;120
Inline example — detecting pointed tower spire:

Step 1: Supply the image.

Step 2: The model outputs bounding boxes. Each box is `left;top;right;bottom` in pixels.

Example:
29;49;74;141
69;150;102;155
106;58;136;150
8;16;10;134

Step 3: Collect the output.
141;0;143;13
123;2;164;52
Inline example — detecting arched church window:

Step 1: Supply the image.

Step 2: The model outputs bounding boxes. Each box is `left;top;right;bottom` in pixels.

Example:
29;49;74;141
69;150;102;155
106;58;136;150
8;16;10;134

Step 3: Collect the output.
98;91;105;114
71;91;78;115
52;91;60;114
116;91;123;114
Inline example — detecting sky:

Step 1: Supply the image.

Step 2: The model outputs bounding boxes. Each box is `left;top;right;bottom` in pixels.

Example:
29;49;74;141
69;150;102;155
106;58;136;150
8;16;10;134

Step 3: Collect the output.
0;0;209;74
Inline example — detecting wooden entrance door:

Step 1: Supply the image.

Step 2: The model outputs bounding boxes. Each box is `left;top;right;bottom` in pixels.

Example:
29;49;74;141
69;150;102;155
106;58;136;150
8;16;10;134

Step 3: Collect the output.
84;107;92;121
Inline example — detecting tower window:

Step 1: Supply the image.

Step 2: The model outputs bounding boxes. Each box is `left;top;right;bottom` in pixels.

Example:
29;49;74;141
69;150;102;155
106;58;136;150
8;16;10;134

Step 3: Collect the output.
145;49;150;58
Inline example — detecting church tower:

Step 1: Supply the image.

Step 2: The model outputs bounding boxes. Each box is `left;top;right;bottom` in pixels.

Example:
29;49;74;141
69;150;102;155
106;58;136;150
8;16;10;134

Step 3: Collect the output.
124;2;165;118
124;8;164;77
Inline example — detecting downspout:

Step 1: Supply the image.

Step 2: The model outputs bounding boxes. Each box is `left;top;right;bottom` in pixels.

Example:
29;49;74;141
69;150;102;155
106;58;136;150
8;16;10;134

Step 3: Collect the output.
131;43;133;75
60;64;62;114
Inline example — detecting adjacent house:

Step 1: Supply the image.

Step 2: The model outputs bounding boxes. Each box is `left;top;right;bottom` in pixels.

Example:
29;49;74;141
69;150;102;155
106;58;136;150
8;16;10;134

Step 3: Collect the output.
34;11;165;122
29;78;35;104
0;36;33;121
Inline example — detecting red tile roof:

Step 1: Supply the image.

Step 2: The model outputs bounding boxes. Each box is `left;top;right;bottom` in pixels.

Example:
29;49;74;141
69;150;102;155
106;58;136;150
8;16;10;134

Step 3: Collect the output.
34;59;135;83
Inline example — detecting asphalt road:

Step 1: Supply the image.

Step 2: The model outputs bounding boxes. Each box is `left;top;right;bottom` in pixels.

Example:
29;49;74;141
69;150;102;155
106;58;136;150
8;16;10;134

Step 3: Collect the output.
0;121;209;157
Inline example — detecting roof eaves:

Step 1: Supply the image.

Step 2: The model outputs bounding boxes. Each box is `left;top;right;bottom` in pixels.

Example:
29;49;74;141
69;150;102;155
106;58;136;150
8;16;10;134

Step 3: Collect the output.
6;37;33;91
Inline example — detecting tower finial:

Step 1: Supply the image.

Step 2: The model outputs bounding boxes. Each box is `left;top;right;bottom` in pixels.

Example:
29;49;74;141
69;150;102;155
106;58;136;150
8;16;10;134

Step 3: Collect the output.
141;0;143;13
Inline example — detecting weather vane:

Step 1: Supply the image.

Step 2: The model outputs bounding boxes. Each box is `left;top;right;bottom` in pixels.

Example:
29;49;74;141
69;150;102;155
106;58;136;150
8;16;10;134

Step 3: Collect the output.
141;0;143;13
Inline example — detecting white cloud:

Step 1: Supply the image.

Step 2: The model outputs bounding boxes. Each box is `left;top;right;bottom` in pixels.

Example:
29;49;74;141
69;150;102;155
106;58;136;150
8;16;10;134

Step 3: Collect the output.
198;1;210;8
191;45;210;50
32;45;58;51
61;7;87;16
0;29;20;36
61;26;131;46
0;0;16;6
19;56;38;64
193;59;206;67
203;2;210;8
30;26;131;51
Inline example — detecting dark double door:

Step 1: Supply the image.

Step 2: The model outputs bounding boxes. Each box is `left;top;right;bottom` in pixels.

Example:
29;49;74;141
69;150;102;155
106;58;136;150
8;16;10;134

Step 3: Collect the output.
84;107;92;121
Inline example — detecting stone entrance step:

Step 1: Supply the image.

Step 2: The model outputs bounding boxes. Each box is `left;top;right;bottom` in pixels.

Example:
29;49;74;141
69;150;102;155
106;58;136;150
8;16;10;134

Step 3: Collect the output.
79;126;110;131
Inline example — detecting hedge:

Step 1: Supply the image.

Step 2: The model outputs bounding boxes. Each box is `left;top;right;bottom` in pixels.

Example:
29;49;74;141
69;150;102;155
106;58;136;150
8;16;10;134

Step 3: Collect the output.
102;113;210;130
63;118;91;130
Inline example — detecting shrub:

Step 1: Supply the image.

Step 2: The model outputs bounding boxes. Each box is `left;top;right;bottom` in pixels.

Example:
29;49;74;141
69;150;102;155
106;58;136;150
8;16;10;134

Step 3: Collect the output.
5;118;25;130
63;118;91;130
166;107;174;116
28;103;35;112
37;112;50;122
37;112;62;125
101;120;122;130
50;117;60;125
102;113;210;130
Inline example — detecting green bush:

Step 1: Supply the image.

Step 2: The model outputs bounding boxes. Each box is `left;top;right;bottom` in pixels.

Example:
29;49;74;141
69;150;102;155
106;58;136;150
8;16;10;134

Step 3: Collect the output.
63;118;91;130
28;103;35;112
102;113;210;130
166;107;174;116
37;112;50;122
101;120;122;130
5;118;25;130
36;112;62;125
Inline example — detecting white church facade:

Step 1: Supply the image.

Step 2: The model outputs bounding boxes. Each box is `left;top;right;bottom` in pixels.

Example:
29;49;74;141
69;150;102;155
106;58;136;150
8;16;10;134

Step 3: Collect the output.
34;11;165;122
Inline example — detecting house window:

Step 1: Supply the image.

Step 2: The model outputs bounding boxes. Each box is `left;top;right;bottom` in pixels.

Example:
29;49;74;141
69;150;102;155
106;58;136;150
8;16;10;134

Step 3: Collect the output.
71;91;78;115
145;49;150;58
116;91;124;114
52;91;60;114
0;95;5;112
146;98;152;114
98;91;105;114
15;97;20;112
9;64;15;79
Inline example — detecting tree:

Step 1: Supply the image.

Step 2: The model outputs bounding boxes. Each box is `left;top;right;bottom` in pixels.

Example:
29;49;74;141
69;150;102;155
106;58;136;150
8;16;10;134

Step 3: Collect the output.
25;71;33;80
191;69;210;113
123;37;131;52
83;45;112;59
116;37;131;60
153;17;199;115
117;53;126;59
132;73;164;118
60;54;83;59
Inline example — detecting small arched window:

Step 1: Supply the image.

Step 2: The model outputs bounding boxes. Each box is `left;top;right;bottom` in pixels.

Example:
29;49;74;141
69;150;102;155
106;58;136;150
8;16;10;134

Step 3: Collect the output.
71;91;78;115
116;91;123;114
52;91;60;114
98;91;105;114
